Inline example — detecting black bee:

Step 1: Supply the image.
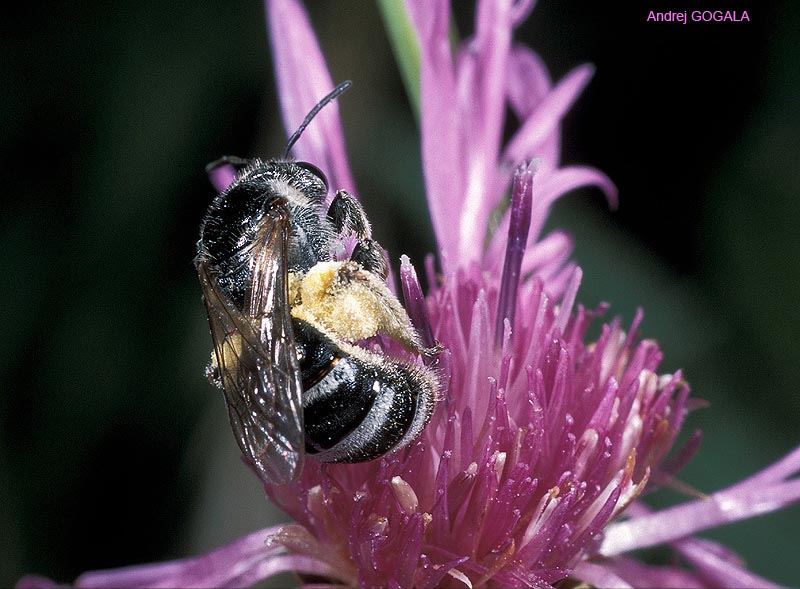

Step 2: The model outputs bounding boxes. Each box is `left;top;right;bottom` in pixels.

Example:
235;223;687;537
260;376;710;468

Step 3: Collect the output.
196;82;440;485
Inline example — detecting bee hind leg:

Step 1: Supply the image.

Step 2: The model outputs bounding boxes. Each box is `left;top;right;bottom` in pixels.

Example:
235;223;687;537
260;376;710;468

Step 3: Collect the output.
350;238;388;280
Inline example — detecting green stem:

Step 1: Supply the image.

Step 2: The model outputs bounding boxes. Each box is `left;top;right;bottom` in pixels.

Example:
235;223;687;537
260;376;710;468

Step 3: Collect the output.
377;0;421;117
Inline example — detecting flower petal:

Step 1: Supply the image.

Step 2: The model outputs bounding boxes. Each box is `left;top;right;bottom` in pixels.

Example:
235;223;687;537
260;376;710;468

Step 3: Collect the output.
454;0;515;264
400;254;436;349
726;444;800;494
521;231;575;281
600;476;800;556
506;46;559;170
507;46;552;118
503;63;594;167
675;538;780;589
594;556;706;589
405;0;462;267
527;165;618;245
509;0;537;27
207;163;237;193
265;0;355;193
573;561;633;589
42;526;338;589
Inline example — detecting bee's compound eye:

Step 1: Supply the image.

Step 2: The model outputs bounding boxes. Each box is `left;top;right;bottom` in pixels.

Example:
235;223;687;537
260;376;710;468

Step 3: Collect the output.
295;161;329;191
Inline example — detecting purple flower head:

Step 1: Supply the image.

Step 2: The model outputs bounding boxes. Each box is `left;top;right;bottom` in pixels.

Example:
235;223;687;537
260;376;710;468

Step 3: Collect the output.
19;1;800;588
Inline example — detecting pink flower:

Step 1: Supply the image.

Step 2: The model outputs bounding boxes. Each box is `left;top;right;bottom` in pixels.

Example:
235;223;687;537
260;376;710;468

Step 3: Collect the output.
19;1;800;587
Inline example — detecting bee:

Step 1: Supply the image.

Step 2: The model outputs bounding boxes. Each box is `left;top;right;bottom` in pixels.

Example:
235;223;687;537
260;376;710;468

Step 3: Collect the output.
196;82;440;485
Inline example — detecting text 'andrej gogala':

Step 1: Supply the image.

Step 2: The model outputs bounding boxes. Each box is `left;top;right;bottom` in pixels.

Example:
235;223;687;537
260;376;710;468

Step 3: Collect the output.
646;10;751;24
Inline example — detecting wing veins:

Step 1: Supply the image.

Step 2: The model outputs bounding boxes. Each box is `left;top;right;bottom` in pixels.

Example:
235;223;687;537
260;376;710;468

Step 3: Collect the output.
197;200;304;485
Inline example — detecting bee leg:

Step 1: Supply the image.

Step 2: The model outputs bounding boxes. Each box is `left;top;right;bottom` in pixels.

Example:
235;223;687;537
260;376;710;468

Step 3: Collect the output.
332;262;434;356
327;191;390;278
327;190;372;239
350;238;388;280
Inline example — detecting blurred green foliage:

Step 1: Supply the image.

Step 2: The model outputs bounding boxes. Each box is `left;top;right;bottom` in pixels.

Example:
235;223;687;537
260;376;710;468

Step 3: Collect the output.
1;1;798;587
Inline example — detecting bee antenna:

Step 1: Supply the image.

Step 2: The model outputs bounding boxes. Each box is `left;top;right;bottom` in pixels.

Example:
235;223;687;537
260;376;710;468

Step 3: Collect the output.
282;80;352;159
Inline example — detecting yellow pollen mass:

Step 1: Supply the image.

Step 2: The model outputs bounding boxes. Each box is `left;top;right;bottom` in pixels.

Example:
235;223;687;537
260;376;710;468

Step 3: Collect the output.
290;262;381;342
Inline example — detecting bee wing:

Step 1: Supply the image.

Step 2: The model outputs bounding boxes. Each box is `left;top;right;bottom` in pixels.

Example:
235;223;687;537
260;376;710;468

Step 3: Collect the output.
197;201;304;485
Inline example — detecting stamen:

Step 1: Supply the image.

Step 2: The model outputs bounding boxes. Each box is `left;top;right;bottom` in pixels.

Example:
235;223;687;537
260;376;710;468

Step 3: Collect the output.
495;161;536;347
391;475;419;514
447;567;473;588
366;514;389;536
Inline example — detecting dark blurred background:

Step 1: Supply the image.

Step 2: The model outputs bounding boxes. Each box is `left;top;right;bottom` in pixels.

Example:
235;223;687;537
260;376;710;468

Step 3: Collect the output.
2;1;798;586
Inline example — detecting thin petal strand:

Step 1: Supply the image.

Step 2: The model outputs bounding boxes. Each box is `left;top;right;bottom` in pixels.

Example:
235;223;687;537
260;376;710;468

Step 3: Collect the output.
573;561;634;589
600;474;800;556
405;0;462;266
675;538;780;589
400;254;436;349
207;163;237;193
23;527;338;589
266;0;355;193
455;0;514;264
503;64;595;165
598;556;706;589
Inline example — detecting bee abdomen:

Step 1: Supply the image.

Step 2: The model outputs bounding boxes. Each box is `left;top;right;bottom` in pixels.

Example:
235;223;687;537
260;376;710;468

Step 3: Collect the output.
303;356;432;463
